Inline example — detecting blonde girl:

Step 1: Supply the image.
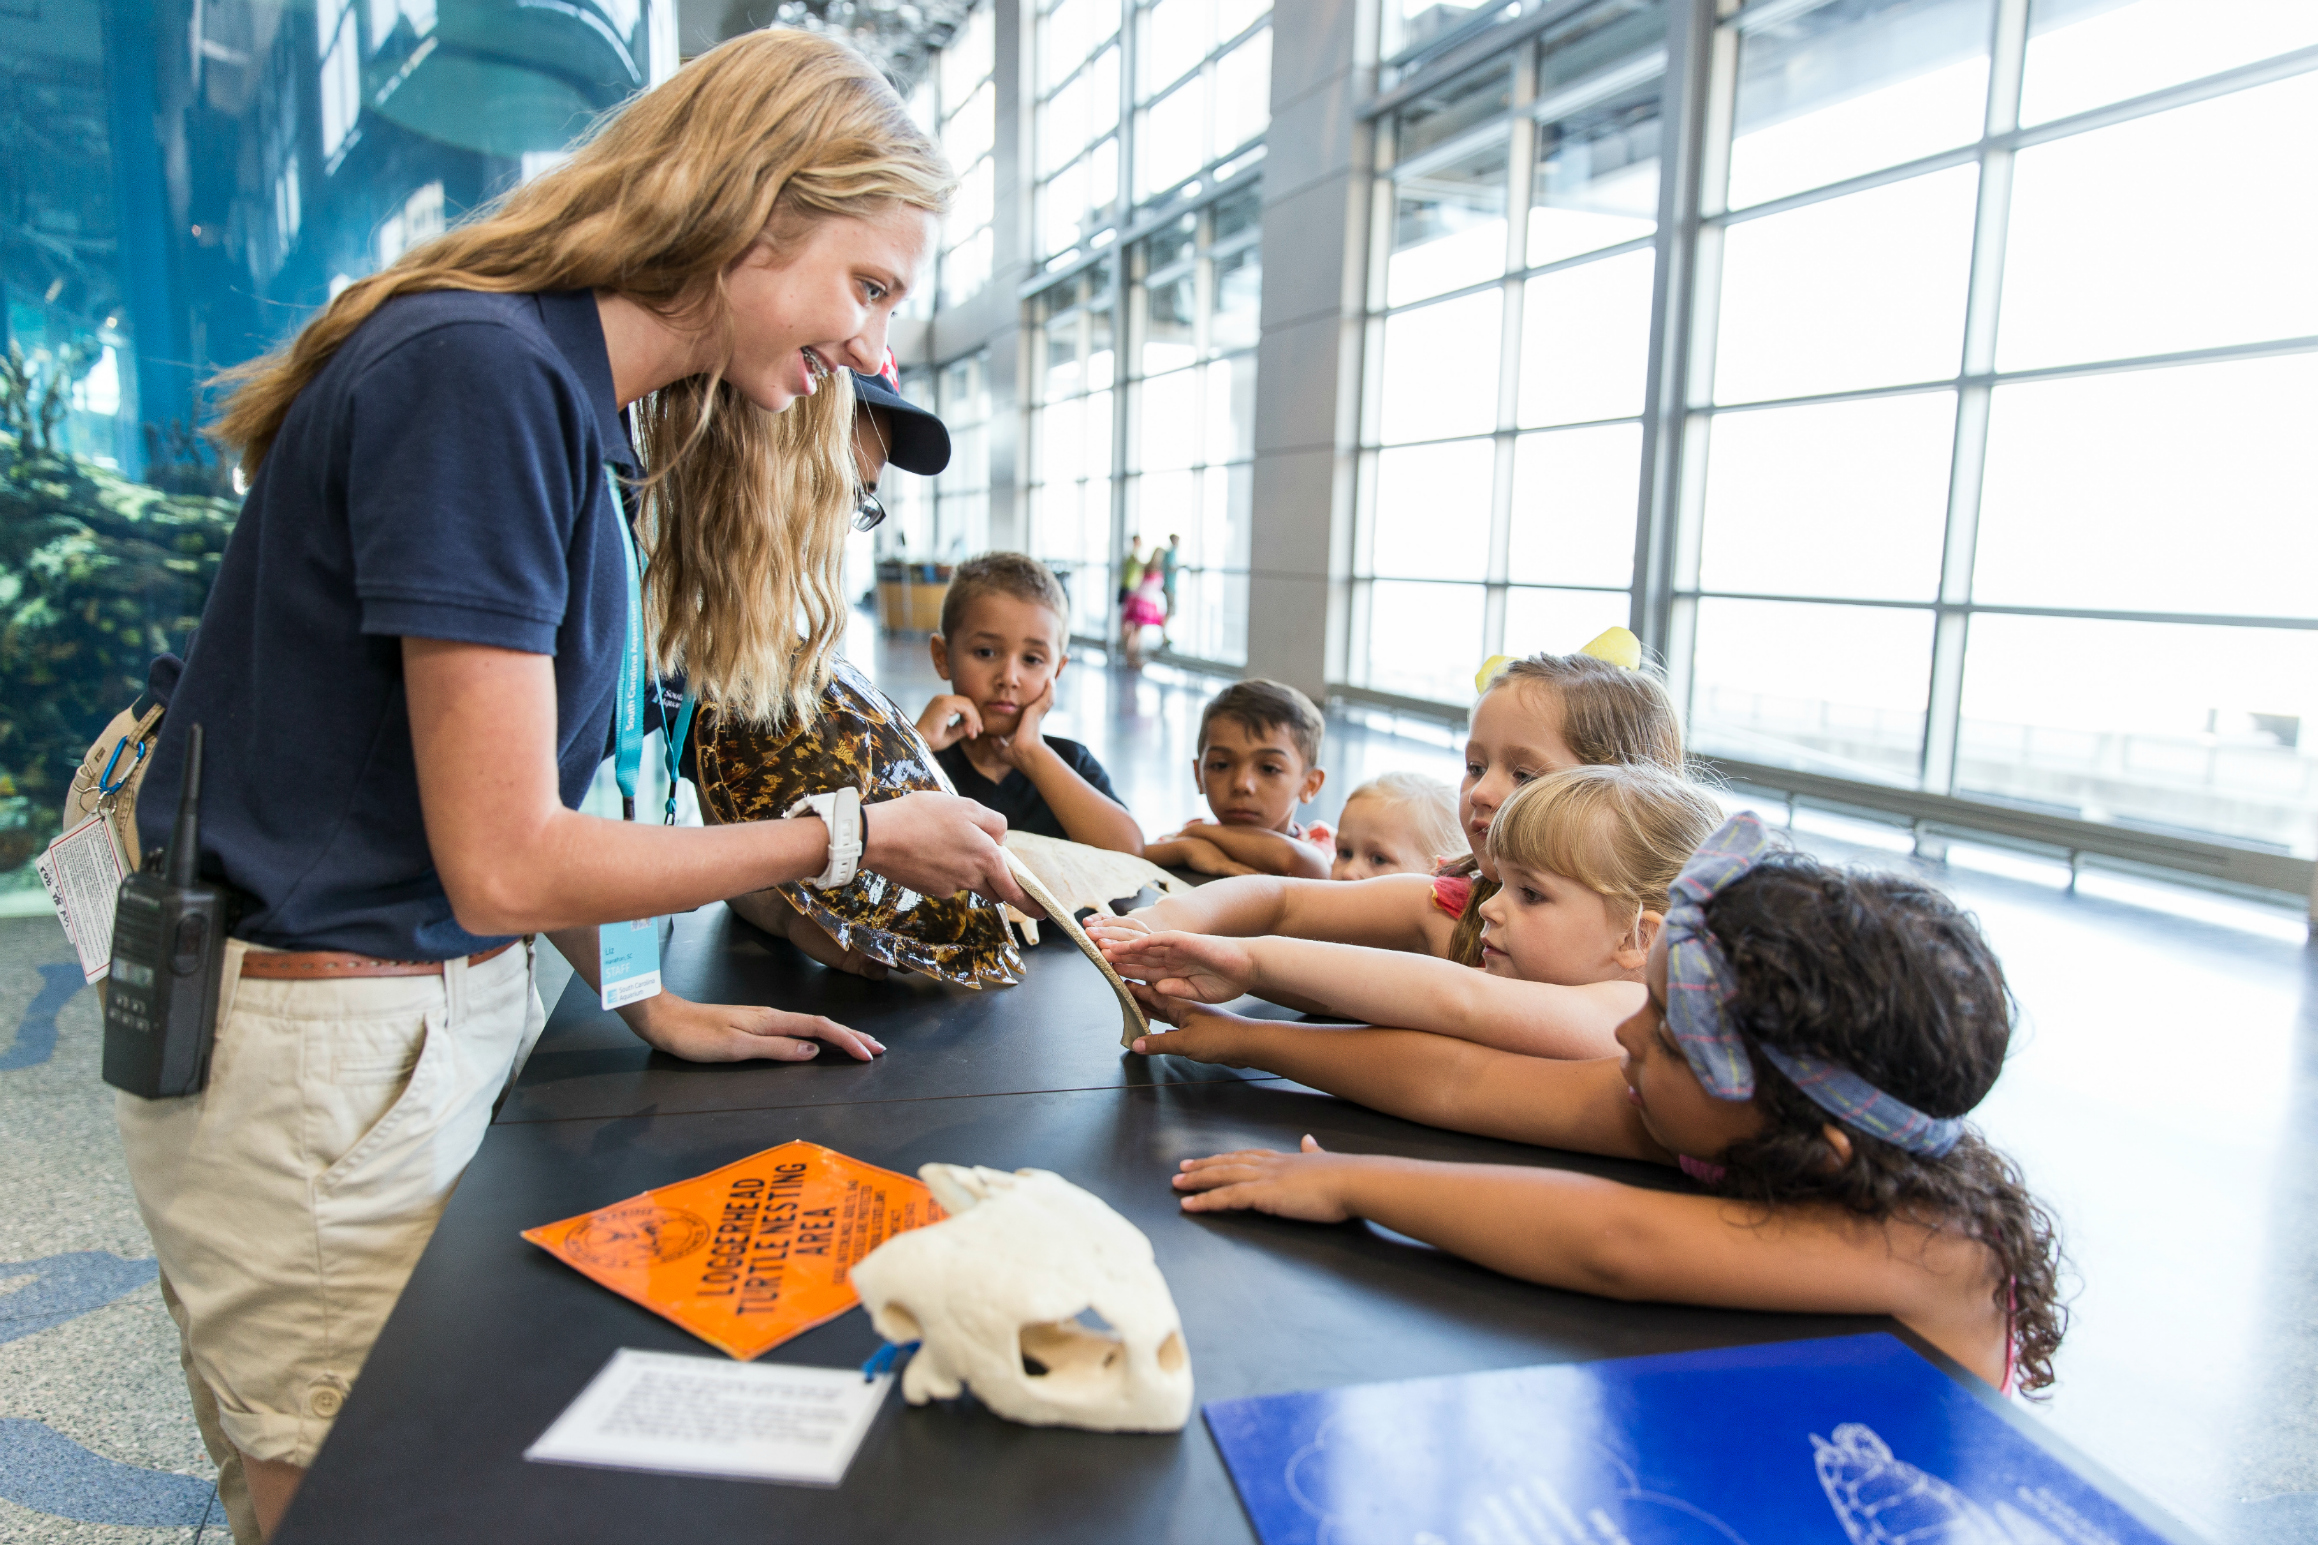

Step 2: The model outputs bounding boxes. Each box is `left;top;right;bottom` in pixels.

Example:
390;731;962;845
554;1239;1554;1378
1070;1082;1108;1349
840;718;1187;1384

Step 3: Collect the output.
1123;633;1687;966
1329;770;1465;881
1092;764;1723;1058
1142;816;2067;1395
120;32;1033;1535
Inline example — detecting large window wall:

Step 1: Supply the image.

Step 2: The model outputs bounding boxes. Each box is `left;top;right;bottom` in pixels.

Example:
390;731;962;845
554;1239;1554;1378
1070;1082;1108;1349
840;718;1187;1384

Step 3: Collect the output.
1354;0;2318;877
1026;265;1120;637
1011;0;1272;662
1124;186;1262;663
923;3;998;308
1034;0;1124;266
1353;1;1667;705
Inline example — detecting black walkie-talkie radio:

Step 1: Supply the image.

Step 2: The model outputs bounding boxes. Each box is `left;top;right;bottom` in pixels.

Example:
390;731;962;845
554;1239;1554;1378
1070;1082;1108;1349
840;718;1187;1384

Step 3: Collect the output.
103;723;229;1098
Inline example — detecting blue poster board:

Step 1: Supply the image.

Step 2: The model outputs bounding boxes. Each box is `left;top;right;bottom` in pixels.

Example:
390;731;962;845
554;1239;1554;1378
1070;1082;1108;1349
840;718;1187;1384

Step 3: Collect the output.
1204;1333;2181;1545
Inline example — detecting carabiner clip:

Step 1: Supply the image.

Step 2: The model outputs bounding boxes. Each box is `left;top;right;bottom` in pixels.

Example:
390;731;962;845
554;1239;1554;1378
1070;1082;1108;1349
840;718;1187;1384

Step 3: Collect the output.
96;735;146;797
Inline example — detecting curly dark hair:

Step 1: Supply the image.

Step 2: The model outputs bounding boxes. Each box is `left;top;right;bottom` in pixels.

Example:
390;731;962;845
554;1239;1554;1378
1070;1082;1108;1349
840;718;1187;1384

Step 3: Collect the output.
1699;852;2071;1395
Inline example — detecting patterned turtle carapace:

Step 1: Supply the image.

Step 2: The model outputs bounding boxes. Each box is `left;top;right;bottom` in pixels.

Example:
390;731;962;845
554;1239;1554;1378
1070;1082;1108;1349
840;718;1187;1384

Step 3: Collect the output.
691;659;1026;988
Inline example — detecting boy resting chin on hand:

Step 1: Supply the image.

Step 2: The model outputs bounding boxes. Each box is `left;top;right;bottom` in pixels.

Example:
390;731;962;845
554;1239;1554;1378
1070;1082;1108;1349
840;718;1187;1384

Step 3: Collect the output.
915;553;1144;854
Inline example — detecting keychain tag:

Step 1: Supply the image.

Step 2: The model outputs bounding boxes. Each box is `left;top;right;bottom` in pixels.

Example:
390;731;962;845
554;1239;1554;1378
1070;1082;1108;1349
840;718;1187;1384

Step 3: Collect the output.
598;918;662;1010
40;811;130;983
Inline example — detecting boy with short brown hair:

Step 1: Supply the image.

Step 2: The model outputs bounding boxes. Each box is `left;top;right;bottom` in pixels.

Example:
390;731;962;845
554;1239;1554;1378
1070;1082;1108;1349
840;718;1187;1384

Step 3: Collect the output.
1144;679;1332;879
914;553;1143;853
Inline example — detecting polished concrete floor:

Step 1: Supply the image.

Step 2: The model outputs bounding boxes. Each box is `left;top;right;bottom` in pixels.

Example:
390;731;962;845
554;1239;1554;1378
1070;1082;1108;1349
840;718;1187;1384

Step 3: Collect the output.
3;617;2312;1543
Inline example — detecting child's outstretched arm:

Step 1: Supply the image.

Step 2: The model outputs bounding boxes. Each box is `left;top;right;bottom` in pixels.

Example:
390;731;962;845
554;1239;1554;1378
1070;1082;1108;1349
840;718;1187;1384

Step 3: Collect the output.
1172;1138;2007;1385
1173;820;1330;880
1094;927;1635;1059
1132;1003;1657;1157
1129;871;1454;954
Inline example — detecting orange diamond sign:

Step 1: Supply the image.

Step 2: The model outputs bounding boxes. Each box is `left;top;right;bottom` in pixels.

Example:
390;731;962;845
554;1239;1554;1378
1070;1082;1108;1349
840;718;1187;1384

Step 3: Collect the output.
523;1139;946;1360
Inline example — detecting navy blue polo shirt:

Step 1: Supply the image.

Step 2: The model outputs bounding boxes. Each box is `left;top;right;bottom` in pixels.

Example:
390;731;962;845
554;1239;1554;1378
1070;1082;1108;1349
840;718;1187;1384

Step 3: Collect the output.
139;290;634;959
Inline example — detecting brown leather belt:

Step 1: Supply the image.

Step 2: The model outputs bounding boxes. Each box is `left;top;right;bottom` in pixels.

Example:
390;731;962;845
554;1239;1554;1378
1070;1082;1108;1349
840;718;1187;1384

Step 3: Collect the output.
236;940;523;980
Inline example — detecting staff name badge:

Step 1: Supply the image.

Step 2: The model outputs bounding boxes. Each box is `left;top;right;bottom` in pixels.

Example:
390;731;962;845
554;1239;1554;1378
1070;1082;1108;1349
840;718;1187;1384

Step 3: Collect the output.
598;917;662;1010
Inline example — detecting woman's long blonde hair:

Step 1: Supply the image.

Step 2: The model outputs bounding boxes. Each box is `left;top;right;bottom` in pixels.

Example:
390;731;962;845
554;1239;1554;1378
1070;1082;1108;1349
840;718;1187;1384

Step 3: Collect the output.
213;29;952;725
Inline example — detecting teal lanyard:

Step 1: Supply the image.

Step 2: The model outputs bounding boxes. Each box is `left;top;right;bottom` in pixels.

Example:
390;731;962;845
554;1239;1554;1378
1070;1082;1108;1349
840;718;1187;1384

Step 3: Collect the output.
606;466;696;825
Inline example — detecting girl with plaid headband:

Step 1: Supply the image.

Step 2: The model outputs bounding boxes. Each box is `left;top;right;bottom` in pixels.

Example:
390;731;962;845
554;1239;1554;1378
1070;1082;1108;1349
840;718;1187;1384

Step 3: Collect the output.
1122;813;2068;1395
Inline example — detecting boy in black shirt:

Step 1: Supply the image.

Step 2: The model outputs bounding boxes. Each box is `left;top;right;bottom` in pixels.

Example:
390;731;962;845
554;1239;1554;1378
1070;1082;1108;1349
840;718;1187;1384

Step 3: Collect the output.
915;553;1144;853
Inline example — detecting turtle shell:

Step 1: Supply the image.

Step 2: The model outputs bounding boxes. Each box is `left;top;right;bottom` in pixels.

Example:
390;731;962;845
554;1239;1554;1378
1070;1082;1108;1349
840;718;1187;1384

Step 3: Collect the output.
691;658;1025;988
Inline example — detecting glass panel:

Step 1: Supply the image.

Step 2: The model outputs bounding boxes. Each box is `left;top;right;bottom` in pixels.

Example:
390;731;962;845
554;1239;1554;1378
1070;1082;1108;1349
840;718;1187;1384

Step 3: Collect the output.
1727;0;1992;210
942;225;994;306
1135;470;1200;552
1140;79;1208;197
1974;353;2318;618
1037;397;1087;486
2022;0;2318;127
1218;0;1269;42
1088;299;1118;389
1713;164;1977;403
1212;245;1262;353
1136;369;1203;470
1530;78;1664;266
1044;312;1083;400
1506;424;1644;588
1391;62;1512;162
1997;72;2318;372
1044;0;1122;93
1168;568;1251;663
1503;587;1636;657
1085;388;1116;477
944;80;998;170
1688;598;1934;786
1363;580;1491;703
1387;134;1511;308
1141;0;1211;98
1213;28;1273;157
1206;461;1255;567
1142;271;1200;375
1517;248;1655;427
1144;211;1200;274
1042;72;1090;177
1371;439;1496;582
1957;615;2318;856
951;156;995;235
1379;289;1504;444
1697;393;1953;602
1205;354;1258;463
943;4;998;107
1041;162;1087;255
1214;185;1263;242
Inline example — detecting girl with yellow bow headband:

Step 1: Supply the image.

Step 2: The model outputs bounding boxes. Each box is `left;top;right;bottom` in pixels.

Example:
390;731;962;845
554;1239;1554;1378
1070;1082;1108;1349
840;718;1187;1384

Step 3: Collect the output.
1114;627;1687;975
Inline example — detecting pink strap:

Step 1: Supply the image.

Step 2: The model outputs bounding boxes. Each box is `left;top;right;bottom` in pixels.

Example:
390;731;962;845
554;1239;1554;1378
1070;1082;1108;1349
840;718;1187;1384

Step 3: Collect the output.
1431;873;1473;918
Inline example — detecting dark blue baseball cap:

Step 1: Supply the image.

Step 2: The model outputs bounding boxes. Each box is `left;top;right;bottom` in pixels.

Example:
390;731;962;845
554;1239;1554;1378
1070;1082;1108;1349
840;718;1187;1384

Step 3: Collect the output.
848;365;951;477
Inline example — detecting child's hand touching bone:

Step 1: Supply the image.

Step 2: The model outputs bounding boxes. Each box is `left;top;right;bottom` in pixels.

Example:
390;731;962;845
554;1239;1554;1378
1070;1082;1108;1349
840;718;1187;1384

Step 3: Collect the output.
1089;923;1258;1003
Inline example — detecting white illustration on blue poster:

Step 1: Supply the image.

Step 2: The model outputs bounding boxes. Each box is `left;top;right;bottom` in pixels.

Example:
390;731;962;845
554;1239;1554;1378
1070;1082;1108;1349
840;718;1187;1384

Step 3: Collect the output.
1202;1334;2181;1545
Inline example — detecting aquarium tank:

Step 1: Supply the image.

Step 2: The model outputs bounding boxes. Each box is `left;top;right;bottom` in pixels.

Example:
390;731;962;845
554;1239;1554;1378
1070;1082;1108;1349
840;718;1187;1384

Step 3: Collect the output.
0;0;677;906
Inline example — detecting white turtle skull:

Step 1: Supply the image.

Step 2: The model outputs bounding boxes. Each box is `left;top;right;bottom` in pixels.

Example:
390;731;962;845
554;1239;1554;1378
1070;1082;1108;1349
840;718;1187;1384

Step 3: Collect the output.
850;1165;1194;1432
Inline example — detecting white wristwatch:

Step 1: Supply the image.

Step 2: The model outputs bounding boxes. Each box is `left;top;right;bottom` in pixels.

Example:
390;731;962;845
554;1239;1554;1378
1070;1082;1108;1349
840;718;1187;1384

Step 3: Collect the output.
786;786;864;889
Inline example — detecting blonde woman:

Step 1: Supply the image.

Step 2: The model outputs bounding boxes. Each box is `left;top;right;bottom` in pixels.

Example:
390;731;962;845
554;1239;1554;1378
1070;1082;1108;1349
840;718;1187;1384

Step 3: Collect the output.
119;32;1025;1538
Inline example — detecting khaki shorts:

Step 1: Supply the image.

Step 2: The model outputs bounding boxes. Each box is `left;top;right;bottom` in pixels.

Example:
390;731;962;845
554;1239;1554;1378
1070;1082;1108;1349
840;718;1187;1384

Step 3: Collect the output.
117;938;544;1466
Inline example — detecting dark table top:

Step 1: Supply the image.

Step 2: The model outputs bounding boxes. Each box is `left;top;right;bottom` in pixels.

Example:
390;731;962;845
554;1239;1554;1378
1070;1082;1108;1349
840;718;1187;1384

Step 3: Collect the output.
496;902;1287;1125
279;910;2199;1545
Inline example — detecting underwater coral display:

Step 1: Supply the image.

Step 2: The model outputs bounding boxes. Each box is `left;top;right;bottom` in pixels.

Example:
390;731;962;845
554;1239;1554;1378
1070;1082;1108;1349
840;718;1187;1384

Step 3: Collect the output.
0;409;238;877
